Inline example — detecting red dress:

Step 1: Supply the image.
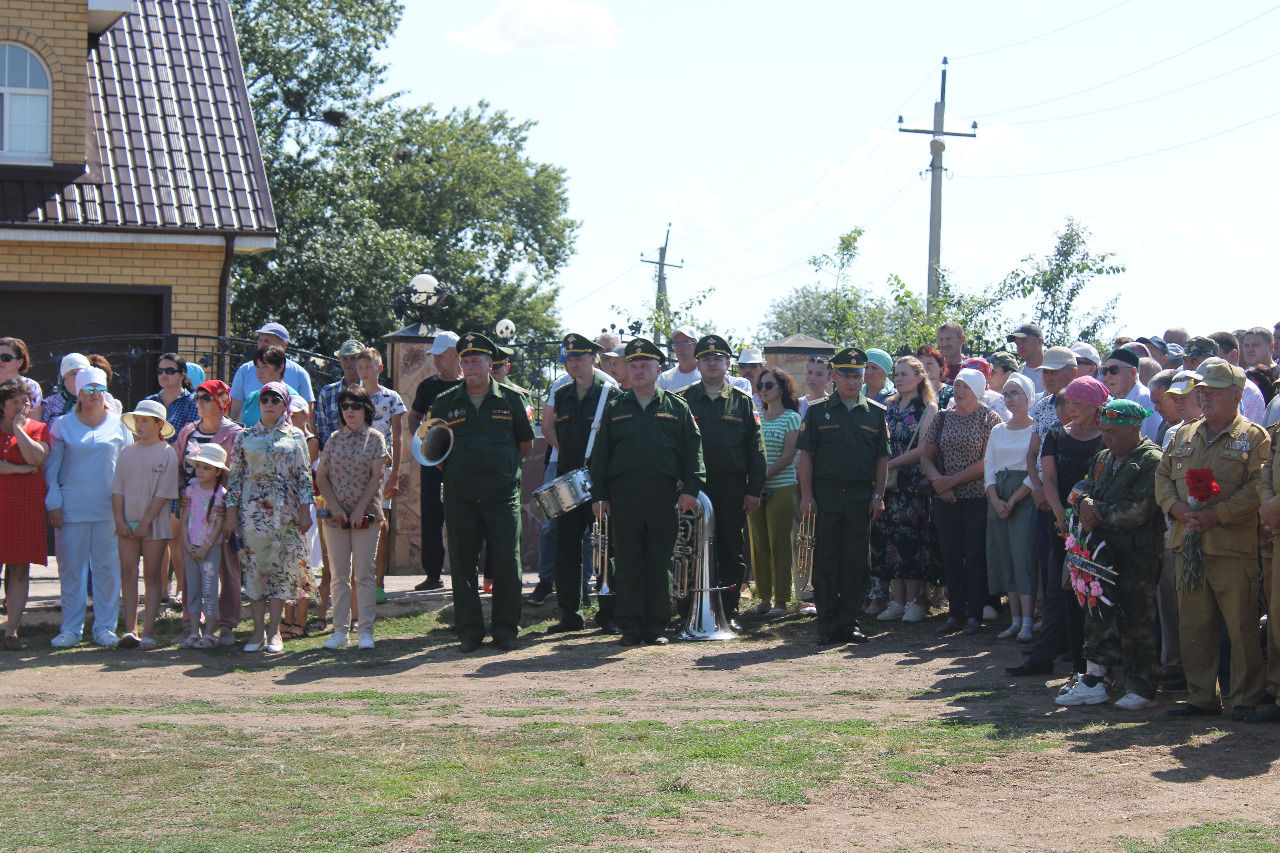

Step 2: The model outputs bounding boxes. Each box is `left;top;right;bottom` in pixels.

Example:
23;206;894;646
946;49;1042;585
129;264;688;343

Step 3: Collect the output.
0;419;50;564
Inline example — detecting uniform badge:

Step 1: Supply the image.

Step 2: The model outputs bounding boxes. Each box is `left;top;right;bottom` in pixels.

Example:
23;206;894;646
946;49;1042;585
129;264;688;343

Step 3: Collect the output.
825;412;830;420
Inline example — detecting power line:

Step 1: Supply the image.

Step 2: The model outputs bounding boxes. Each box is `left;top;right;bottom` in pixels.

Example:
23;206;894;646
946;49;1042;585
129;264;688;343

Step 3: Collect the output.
972;3;1280;119
953;0;1136;60
559;260;642;310
1006;48;1280;126
959;108;1280;179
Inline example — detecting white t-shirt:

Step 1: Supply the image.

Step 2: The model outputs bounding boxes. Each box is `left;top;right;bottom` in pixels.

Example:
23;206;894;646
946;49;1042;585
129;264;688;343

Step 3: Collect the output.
657;362;751;396
983;422;1034;489
1019;364;1045;395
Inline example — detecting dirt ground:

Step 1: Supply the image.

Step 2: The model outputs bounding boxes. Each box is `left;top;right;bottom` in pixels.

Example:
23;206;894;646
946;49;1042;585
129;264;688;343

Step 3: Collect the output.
4;585;1280;852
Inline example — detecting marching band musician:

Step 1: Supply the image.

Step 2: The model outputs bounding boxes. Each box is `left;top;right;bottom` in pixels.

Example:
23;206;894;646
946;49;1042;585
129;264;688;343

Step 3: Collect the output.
590;338;705;646
428;333;534;653
795;347;890;646
679;334;766;628
544;333;620;634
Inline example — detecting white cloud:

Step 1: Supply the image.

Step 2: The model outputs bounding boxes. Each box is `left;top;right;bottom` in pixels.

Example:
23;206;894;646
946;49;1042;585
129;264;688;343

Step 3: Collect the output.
452;0;618;53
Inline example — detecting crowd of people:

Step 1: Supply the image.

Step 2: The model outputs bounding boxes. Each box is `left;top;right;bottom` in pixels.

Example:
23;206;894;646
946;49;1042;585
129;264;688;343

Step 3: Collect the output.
3;319;1279;723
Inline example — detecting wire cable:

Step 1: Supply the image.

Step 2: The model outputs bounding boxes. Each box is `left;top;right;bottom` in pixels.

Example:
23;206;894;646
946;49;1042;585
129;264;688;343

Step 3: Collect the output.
953;0;1137;61
559;260;643;309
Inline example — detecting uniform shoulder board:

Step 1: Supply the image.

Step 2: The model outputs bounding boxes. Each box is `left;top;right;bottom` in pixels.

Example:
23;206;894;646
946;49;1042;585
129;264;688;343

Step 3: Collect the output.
867;398;887;412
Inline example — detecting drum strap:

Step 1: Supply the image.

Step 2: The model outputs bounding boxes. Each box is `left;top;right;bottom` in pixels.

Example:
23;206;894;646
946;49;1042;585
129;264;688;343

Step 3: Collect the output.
582;383;611;462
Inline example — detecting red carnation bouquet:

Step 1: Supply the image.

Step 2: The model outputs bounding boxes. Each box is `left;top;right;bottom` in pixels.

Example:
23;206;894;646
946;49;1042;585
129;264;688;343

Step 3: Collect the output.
1178;468;1220;593
1063;509;1117;622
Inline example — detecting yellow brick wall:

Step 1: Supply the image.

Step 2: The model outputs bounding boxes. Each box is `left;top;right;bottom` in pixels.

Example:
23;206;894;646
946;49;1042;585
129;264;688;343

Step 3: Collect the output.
0;240;225;338
0;0;88;164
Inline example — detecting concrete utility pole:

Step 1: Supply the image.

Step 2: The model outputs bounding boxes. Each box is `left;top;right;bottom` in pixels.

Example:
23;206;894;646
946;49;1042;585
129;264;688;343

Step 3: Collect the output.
899;57;977;317
640;223;683;348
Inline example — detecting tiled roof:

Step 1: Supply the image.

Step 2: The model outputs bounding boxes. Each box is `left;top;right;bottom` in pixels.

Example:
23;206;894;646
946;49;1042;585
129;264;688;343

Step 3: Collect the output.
0;0;275;236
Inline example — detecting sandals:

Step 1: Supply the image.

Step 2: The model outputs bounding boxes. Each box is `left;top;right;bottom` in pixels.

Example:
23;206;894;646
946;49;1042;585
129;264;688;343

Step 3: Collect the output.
280;622;307;641
307;615;328;632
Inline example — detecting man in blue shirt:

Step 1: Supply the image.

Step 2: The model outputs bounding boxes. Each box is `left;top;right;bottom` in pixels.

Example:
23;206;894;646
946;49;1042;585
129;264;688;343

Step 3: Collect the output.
229;322;315;421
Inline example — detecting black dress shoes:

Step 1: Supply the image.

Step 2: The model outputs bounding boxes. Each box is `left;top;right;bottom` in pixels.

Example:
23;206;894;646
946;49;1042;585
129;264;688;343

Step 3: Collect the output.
545;620;584;634
414;578;443;591
644;636;669;646
1246;704;1280;723
492;637;517;651
459;637;481;653
1165;702;1220;717
1005;658;1053;676
618;635;642;647
848;630;869;644
816;633;844;646
595;616;621;635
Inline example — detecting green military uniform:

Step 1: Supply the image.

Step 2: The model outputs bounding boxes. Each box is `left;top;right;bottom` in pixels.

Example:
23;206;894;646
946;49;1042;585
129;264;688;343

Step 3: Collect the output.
589;338;704;642
1072;433;1165;699
1256;421;1280;719
679;335;766;621
430;334;535;647
550;334;618;629
795;348;890;639
1155;366;1270;712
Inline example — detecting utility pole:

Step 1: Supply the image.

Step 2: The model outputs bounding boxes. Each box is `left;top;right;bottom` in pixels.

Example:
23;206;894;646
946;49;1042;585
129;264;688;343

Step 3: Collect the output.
899;57;977;317
640;223;683;348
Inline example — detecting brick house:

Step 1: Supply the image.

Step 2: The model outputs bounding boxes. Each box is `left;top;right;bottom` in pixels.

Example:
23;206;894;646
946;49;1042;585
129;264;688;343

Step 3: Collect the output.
0;0;274;389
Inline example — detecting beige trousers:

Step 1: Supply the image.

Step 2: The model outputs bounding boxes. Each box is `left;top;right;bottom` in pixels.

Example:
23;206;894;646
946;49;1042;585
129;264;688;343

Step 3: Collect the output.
322;523;381;635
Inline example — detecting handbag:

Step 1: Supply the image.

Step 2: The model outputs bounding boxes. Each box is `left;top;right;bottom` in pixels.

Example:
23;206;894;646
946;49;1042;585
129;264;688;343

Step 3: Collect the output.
886;411;923;492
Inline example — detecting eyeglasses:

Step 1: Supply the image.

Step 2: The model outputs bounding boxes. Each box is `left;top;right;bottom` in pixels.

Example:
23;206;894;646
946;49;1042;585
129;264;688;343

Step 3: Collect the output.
1101;365;1127;376
340;402;364;411
81;385;107;395
157;366;181;375
259;392;284;404
195;392;215;403
758;381;777;391
0;353;16;363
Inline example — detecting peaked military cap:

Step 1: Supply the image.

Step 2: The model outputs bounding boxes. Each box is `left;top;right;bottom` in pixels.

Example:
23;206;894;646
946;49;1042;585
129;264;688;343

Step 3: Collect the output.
457;332;497;359
491;345;514;367
694;334;731;359
830;347;868;370
563;333;603;355
624;337;664;362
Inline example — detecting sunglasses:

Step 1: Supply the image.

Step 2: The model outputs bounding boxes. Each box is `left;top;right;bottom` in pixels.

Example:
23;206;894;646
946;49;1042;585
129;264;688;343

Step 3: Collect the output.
259;392;284;404
157;366;181;375
195;392;215;403
758;381;777;391
1101;365;1128;376
808;356;829;364
340;402;365;411
0;353;16;363
81;385;107;395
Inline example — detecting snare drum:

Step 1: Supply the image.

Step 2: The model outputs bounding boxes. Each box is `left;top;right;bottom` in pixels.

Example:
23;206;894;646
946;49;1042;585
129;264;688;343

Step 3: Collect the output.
533;467;593;518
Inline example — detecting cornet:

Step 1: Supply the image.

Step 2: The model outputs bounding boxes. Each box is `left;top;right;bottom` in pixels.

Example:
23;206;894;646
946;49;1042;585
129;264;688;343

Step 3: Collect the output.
795;508;817;592
591;510;613;597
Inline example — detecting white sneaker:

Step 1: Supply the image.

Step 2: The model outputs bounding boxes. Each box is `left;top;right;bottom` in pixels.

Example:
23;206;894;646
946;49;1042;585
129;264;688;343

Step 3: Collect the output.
982;605;999;621
357;632;375;650
799;602;817;615
1114;692;1154;711
877;601;906;621
902;602;926;623
93;631;119;648
1055;678;1108;706
863;600;886;617
50;631;80;648
322;633;350;650
265;637;284;653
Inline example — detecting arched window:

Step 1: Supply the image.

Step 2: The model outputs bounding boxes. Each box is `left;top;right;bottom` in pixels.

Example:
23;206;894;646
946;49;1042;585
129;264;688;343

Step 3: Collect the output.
0;43;51;161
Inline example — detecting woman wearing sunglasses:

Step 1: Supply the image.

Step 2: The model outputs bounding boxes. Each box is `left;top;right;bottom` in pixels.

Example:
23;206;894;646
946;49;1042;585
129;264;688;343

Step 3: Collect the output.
223;381;314;653
0;337;43;423
174;380;243;646
144;353;199;444
744;368;801;617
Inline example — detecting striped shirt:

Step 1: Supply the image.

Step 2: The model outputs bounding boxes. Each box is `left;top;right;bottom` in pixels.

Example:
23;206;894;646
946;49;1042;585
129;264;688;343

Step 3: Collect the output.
760;409;801;489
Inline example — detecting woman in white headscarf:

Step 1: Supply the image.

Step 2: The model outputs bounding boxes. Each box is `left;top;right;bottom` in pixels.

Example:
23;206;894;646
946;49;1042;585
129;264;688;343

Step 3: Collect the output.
223;381;314;653
983;372;1038;642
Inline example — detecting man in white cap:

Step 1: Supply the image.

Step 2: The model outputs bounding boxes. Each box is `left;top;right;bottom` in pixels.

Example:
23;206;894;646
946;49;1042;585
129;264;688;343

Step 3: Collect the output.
736;347;765;411
229;322;315;421
656;325;703;392
1070;342;1101;380
407;331;461;591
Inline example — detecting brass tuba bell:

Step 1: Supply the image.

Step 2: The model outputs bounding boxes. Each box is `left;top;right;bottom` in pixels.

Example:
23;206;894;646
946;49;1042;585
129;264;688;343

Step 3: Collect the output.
675;492;736;641
412;418;454;466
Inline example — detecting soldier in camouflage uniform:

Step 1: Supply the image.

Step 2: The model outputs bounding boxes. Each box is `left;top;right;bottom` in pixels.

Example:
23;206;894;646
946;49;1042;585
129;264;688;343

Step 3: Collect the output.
1056;400;1165;710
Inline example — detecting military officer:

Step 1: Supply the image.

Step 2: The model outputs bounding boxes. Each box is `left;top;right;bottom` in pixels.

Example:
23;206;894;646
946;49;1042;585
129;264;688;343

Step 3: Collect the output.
544;333;619;634
679;334;766;626
1155;358;1270;717
429;332;534;653
795;347;889;645
1251;419;1280;723
1056;400;1165;710
590;337;705;646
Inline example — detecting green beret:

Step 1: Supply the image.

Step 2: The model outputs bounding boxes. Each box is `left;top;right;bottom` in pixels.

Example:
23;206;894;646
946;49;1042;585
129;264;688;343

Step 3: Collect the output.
1100;399;1150;426
624;337;664;362
694;334;731;359
457;332;497;359
831;347;868;370
988;351;1019;372
562;333;602;355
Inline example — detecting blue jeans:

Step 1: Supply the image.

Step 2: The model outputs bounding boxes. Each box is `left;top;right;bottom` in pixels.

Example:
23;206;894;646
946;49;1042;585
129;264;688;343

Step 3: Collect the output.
536;459;558;585
56;521;121;639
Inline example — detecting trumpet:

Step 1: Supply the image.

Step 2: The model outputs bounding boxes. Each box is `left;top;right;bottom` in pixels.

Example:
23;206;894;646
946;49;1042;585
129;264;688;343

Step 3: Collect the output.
795;508;816;592
591;510;613;597
412;417;453;467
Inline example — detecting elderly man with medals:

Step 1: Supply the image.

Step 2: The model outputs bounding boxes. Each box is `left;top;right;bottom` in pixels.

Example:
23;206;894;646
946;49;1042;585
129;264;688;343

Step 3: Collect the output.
590;338;705;646
795;347;890;646
678;334;766;627
428;332;534;653
543;333;620;634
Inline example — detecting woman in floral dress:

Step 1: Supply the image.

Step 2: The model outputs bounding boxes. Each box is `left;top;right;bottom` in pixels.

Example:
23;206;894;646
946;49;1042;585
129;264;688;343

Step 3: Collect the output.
871;356;942;623
223;381;314;653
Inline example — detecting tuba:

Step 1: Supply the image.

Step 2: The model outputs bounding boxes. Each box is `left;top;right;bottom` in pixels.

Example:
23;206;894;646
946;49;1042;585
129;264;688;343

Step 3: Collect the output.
795;508;816;593
674;492;736;641
412;418;453;466
590;510;613;597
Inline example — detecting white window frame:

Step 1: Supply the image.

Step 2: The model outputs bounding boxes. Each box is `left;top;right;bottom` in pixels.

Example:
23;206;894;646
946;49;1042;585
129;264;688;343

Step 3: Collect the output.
0;43;53;165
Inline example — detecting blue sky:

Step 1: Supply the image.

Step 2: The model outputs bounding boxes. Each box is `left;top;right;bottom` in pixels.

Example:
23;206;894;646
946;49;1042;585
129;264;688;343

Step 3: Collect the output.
378;1;1280;345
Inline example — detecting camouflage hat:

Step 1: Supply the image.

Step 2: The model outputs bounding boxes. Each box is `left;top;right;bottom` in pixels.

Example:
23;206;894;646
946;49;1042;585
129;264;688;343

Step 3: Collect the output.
1184;336;1219;359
